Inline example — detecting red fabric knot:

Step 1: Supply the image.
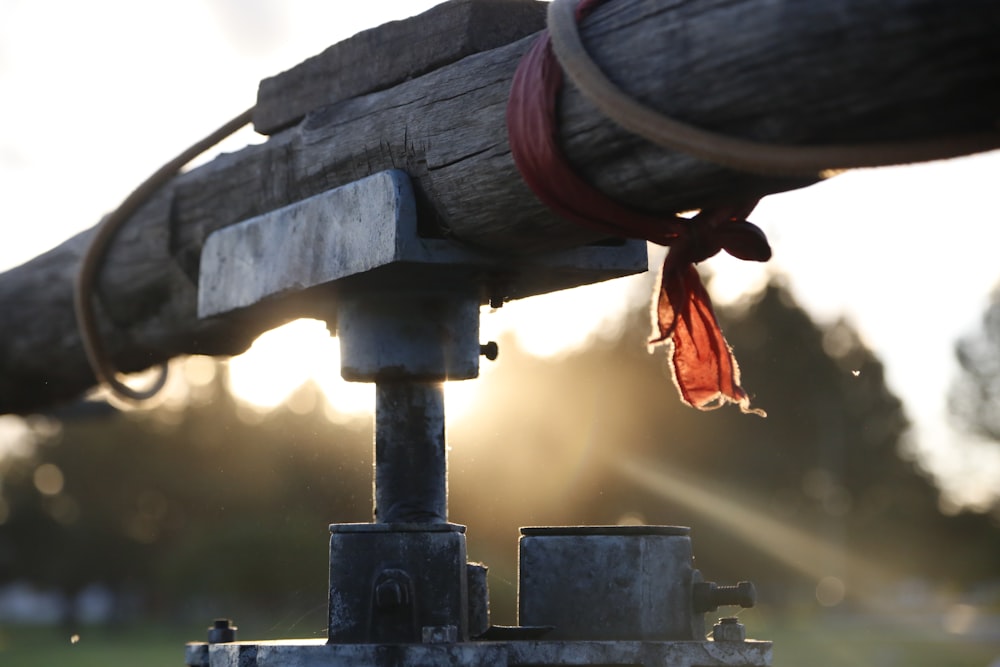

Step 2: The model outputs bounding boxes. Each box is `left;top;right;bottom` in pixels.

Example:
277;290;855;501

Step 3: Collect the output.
506;0;770;415
652;207;770;416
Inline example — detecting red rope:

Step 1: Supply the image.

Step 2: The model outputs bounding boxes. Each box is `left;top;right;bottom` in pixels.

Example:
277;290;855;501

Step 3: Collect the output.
506;0;769;415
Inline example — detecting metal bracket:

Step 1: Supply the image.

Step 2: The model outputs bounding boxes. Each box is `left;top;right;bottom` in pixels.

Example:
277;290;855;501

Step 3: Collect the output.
197;169;647;321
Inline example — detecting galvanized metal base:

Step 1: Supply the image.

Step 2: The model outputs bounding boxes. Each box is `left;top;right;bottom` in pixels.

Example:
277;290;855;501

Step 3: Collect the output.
518;526;704;641
186;638;772;667
328;523;470;643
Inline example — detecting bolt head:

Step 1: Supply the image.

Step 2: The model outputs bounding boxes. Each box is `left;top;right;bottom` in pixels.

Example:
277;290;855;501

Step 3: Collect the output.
480;341;499;361
735;581;757;608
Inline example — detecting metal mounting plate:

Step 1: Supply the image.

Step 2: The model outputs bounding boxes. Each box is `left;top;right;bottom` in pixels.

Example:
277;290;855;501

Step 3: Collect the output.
197;170;647;320
186;638;772;667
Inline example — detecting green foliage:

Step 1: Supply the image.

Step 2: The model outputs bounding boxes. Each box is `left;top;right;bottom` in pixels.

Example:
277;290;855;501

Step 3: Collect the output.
0;624;192;667
0;375;371;621
951;284;1000;441
446;279;1000;615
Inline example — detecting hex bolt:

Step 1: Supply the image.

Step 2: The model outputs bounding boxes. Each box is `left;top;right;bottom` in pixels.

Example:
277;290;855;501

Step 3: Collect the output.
692;581;757;613
712;617;746;642
207;618;238;644
480;341;499;361
715;581;756;608
375;579;409;610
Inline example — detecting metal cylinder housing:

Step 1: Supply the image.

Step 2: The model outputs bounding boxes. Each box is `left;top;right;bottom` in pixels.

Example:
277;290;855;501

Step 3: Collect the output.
518;525;705;640
329;522;469;644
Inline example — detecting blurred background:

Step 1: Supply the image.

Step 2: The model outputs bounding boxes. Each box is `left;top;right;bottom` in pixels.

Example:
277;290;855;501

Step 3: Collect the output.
1;1;999;666
2;276;999;666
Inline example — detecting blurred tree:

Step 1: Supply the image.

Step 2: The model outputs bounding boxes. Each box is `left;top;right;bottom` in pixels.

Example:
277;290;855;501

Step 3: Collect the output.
701;280;1000;595
949;283;1000;441
0;369;371;627
450;277;1000;615
1;277;997;628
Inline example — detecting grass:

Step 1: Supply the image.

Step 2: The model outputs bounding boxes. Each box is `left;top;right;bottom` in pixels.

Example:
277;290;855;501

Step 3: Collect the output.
1;610;997;667
0;624;190;667
749;607;1000;667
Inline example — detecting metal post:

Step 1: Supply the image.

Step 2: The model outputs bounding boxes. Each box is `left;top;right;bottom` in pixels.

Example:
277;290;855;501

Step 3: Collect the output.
375;381;447;523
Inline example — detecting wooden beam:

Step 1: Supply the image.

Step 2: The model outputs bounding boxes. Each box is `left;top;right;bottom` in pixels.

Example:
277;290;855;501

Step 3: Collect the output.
253;0;548;134
2;0;999;415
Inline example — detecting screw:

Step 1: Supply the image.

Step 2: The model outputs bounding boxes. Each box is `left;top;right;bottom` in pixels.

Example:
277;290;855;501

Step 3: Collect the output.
207;618;237;644
692;581;756;613
712;617;746;642
480;341;499;361
715;581;756;608
487;284;507;309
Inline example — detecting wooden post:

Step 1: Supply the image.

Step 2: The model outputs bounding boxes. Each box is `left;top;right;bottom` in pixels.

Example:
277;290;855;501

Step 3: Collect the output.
2;0;999;414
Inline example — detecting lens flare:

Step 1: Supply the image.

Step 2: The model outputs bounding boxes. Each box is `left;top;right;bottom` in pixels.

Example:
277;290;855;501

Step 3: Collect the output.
615;456;894;610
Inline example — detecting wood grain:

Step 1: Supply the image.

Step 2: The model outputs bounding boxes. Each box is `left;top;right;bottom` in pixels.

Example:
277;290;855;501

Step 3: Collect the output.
254;0;549;134
2;0;999;414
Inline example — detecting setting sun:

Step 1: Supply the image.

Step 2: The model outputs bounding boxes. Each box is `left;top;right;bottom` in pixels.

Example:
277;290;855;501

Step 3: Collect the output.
221;269;656;422
227;319;369;414
225;318;497;422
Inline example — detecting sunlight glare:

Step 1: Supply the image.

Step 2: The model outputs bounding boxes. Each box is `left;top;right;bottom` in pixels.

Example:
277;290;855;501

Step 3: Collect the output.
615;456;892;610
703;251;772;307
444;378;483;425
0;415;36;461
227;319;489;421
488;275;648;359
316;373;374;418
942;603;978;635
815;576;846;607
33;463;65;496
228;319;369;415
183;355;218;387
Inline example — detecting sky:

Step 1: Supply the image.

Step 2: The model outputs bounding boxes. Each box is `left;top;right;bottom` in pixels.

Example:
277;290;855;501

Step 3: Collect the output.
1;1;999;511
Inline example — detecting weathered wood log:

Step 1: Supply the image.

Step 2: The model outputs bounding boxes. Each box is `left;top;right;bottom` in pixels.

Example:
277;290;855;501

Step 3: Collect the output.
2;0;999;415
254;0;549;134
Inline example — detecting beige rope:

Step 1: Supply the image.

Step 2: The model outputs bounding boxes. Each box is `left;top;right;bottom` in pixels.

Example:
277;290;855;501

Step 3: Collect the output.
74;107;255;403
547;0;1000;177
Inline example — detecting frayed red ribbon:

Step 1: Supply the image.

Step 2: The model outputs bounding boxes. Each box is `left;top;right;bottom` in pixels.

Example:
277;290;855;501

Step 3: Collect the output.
506;0;770;414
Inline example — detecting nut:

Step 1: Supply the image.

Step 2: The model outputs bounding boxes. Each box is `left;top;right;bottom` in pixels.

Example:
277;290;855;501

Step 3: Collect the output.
712;617;746;642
